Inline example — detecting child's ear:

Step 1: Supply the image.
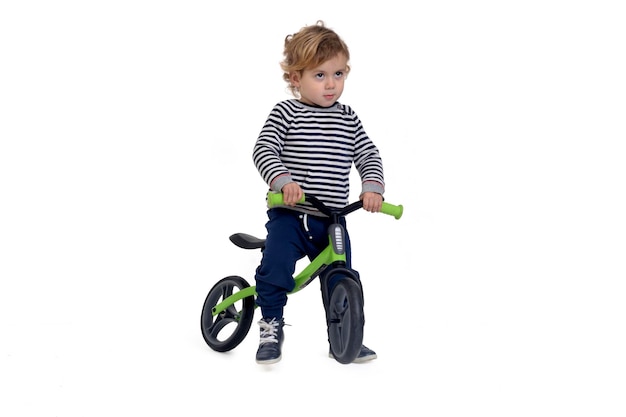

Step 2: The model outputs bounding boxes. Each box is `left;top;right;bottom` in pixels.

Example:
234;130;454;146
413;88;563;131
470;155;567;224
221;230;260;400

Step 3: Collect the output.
289;72;301;87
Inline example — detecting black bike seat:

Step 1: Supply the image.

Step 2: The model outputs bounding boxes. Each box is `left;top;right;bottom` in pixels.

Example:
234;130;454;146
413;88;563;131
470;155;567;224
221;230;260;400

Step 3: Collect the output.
229;233;266;250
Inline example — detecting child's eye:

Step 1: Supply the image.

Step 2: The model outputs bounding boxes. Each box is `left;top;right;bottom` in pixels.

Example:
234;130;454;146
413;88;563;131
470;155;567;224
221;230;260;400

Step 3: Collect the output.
315;73;325;79
335;71;344;78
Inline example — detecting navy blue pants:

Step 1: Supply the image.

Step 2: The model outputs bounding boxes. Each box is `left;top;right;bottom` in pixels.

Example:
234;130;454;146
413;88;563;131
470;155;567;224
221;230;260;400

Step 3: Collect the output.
254;208;359;319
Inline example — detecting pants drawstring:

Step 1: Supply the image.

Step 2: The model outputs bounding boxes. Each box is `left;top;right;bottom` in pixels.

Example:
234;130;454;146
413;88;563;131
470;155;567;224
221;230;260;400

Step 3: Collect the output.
300;213;313;240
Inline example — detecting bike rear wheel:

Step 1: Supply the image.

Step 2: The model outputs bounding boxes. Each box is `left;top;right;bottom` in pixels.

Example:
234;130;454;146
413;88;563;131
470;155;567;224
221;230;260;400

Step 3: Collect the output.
200;275;255;352
327;278;364;364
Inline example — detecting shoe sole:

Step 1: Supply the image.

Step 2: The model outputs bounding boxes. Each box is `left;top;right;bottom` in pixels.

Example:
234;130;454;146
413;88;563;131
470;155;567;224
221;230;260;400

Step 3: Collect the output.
256;355;282;365
352;354;377;363
328;352;377;363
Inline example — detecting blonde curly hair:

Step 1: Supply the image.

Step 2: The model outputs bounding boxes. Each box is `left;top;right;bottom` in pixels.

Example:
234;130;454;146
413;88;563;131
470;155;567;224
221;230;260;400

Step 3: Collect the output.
280;20;351;97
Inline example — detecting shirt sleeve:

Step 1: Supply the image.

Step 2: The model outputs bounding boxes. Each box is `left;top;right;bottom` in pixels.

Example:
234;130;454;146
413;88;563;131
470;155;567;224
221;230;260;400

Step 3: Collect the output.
252;104;293;190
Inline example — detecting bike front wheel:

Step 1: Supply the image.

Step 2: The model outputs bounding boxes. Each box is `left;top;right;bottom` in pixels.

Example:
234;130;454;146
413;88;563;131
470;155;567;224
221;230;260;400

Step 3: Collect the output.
200;275;255;352
327;278;364;364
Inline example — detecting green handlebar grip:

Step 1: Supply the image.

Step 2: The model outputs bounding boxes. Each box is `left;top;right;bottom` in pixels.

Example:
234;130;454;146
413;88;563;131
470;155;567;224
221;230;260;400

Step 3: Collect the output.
381;202;403;219
266;192;283;207
267;192;305;207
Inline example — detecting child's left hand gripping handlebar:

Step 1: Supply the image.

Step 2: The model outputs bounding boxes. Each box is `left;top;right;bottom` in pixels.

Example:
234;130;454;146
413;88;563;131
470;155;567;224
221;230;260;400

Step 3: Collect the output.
266;192;403;220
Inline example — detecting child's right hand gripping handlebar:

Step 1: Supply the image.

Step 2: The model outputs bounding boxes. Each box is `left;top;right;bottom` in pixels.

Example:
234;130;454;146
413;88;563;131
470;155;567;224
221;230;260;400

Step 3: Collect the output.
266;192;403;220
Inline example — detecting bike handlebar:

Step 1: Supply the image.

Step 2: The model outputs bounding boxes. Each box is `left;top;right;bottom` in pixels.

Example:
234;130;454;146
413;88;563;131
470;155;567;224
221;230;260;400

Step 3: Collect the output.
267;192;403;220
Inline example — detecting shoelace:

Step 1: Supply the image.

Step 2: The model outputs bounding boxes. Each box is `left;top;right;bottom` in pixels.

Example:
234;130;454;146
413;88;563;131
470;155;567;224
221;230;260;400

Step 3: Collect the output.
258;319;281;345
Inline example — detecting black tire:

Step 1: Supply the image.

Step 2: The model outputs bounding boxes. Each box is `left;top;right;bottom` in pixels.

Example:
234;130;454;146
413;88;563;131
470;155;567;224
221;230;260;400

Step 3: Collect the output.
200;276;255;352
328;278;364;364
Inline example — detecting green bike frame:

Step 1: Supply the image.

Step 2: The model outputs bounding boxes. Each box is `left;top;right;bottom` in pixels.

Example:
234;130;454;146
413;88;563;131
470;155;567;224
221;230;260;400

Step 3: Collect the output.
210;192;403;317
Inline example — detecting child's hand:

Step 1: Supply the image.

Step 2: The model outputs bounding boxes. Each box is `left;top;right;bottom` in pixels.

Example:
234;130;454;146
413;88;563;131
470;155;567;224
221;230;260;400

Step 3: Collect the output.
361;192;383;213
281;182;303;206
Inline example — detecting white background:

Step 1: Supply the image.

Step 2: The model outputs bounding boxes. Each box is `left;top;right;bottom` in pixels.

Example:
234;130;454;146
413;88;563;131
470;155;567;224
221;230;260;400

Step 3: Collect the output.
1;1;625;416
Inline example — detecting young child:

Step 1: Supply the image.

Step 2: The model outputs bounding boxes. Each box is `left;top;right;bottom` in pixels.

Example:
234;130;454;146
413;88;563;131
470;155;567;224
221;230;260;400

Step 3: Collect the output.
252;21;385;364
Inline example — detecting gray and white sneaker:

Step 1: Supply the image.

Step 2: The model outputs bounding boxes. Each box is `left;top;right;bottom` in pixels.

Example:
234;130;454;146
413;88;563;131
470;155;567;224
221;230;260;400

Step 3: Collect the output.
255;318;285;364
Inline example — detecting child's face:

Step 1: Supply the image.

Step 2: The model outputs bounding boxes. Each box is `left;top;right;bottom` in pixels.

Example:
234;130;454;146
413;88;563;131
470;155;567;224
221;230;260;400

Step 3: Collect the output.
290;54;348;107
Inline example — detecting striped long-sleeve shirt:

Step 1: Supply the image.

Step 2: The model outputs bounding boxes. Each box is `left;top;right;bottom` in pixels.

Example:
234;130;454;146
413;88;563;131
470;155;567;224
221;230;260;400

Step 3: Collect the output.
253;99;385;216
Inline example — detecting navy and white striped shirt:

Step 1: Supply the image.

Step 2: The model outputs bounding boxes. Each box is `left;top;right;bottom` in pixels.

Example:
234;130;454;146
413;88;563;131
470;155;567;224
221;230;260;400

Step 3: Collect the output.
253;99;385;215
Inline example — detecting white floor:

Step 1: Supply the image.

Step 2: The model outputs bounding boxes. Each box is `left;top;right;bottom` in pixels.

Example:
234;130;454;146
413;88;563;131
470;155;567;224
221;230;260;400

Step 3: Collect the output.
2;2;625;416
